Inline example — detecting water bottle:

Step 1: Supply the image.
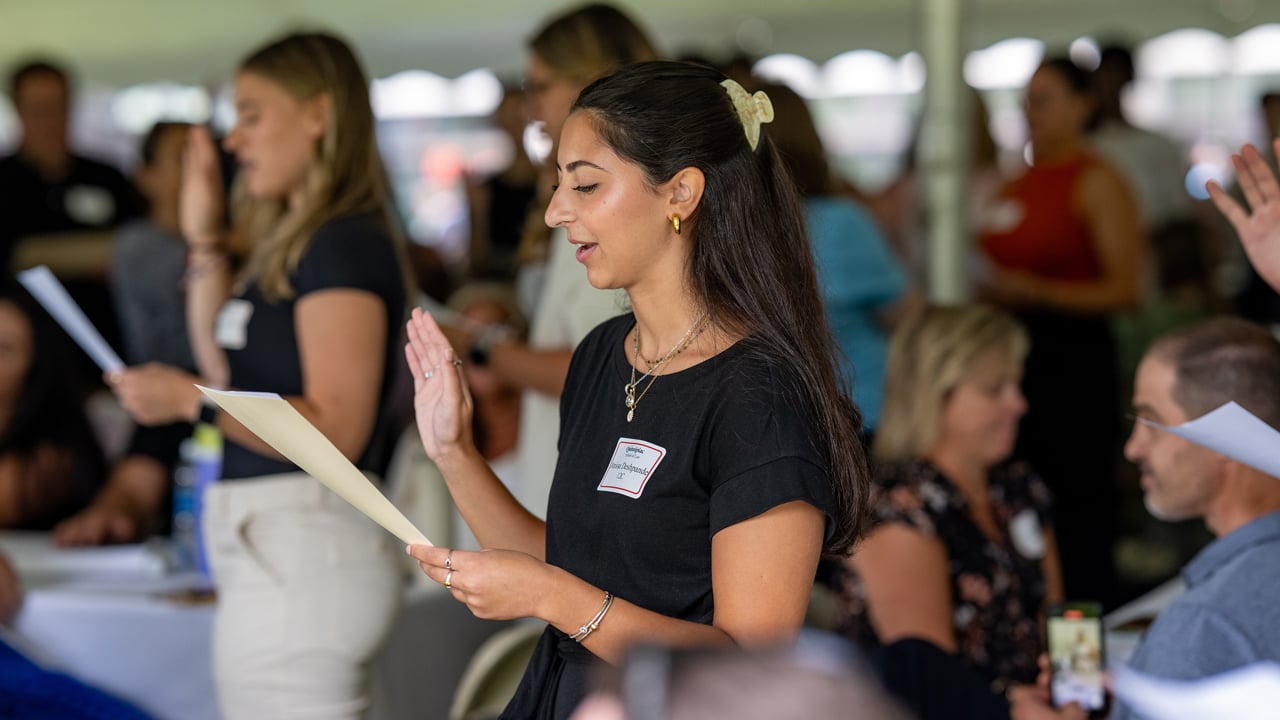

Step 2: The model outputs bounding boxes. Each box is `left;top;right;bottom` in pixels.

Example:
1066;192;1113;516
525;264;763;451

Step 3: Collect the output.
172;422;222;577
172;438;199;573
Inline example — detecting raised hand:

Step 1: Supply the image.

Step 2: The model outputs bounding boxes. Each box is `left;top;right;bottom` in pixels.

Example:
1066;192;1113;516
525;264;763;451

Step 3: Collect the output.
404;307;475;462
1207;140;1280;293
179;125;227;248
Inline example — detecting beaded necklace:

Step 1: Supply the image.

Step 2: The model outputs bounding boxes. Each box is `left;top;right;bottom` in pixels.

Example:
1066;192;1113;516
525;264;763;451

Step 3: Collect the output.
623;315;707;423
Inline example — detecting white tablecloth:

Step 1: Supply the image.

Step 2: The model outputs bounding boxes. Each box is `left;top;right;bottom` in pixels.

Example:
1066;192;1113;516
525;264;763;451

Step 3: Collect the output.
1;532;511;720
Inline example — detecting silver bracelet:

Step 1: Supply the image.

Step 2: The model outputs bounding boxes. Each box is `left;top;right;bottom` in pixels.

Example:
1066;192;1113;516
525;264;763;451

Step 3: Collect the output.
570;591;614;643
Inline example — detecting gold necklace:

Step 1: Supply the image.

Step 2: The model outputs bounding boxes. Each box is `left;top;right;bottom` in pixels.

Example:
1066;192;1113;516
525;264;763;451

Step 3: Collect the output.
624;315;707;423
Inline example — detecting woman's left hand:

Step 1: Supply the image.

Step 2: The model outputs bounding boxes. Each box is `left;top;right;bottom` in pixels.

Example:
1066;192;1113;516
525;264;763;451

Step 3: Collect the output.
407;544;550;621
108;364;202;426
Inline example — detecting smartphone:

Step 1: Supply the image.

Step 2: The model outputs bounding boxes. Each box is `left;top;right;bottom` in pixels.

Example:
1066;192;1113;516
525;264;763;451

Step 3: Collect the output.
1047;601;1108;716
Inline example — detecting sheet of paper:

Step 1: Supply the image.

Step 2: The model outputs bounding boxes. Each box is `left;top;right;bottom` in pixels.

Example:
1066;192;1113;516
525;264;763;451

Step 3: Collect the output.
1111;662;1280;720
1141;401;1280;479
197;386;431;546
16;265;124;373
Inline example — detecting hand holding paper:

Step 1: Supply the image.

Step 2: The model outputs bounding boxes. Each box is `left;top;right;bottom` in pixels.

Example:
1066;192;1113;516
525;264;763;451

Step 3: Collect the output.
197;386;430;546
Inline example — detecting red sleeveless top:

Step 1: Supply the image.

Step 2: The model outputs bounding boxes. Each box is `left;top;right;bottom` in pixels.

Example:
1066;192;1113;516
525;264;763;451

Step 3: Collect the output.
979;153;1101;282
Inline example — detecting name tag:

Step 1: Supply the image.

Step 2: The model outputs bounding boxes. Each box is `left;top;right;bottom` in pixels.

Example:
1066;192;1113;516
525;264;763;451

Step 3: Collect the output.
598;438;666;498
215;299;254;350
64;185;115;226
1010;508;1046;560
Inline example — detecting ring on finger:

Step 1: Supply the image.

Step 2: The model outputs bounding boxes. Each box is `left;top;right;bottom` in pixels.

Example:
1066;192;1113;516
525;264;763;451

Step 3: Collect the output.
444;569;453;589
423;368;435;380
445;550;453;571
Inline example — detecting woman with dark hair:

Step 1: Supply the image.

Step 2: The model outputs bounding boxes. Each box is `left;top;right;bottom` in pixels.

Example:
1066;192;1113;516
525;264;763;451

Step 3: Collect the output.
405;60;869;720
0;279;105;530
978;56;1143;607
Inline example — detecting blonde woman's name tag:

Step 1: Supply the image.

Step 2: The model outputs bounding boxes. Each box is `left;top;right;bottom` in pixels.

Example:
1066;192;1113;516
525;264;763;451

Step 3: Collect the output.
215;299;254;350
1010;508;1046;559
598;438;666;499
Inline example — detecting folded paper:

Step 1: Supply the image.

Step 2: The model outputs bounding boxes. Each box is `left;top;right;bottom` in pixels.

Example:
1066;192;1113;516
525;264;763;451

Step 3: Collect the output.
196;386;430;546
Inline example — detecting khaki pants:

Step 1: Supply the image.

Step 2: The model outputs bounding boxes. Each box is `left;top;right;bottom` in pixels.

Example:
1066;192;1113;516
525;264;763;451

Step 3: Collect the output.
203;473;402;719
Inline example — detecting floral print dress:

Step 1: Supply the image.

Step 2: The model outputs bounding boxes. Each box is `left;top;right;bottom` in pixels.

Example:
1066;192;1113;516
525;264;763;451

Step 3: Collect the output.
829;459;1054;690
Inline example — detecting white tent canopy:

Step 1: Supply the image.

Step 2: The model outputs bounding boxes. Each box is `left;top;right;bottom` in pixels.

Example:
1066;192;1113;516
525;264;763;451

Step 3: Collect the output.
3;0;1279;88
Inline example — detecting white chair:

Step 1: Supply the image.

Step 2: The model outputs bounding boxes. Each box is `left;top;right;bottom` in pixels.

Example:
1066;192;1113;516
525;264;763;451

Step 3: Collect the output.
448;620;544;720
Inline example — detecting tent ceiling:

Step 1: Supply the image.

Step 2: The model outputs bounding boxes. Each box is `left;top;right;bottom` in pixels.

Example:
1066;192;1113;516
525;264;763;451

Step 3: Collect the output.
2;0;1278;88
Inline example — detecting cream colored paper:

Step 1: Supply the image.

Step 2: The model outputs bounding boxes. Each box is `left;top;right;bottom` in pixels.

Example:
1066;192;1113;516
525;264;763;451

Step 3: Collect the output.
197;386;431;546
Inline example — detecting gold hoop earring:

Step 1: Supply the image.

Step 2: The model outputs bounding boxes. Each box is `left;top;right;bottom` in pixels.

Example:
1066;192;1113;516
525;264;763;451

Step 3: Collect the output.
670;214;681;235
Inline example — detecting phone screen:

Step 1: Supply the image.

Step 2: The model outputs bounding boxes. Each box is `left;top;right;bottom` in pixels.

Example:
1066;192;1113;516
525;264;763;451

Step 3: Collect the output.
1047;602;1107;712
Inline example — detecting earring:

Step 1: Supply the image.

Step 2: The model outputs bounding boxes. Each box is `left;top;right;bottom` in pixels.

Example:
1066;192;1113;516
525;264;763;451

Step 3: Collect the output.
670;214;681;235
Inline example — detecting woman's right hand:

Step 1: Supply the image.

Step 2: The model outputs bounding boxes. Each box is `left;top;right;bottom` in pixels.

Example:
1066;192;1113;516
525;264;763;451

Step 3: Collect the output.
405;307;475;462
1208;140;1280;295
180;125;226;248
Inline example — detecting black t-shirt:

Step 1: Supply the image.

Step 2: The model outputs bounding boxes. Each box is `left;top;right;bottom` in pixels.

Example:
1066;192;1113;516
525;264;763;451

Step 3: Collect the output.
218;214;406;480
506;313;835;719
0;153;144;268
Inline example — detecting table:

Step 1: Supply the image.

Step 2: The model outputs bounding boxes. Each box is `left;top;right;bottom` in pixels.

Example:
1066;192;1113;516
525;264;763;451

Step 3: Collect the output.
0;532;511;720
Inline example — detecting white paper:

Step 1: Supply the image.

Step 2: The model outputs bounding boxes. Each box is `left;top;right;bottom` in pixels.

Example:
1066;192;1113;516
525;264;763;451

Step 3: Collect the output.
1111;662;1280;720
1141;401;1280;479
196;386;431;546
16;265;124;373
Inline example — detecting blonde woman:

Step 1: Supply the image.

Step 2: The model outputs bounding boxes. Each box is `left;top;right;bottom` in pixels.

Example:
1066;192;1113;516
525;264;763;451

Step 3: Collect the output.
829;305;1064;720
107;32;409;718
446;3;659;520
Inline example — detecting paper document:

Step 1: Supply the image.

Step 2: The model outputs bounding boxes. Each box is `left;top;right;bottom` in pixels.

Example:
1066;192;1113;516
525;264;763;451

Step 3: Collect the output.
1111;662;1280;720
16;265;124;373
197;386;431;546
1141;401;1280;479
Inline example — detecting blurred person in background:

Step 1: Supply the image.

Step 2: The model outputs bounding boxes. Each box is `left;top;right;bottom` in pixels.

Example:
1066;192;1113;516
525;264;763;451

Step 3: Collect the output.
53;121;200;546
466;85;538;282
0;278;105;530
829;304;1063;720
0;59;144;391
1090;43;1204;310
872;87;1005;281
760;80;916;440
569;634;911;720
441;3;658;520
102;31;411;718
0;551;154;718
1011;318;1280;720
0;59;143;268
979;56;1143;609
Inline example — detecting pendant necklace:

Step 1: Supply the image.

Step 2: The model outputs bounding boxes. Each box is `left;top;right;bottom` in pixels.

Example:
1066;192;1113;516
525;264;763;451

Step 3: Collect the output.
624;314;708;422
